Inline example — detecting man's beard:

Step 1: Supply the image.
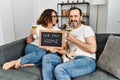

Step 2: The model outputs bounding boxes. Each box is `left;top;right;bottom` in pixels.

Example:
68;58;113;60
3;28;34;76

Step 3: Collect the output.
52;23;56;26
70;20;78;28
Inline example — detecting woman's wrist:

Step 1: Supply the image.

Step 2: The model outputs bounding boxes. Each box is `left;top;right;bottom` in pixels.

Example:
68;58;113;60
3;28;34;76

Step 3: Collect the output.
28;34;34;40
29;34;33;37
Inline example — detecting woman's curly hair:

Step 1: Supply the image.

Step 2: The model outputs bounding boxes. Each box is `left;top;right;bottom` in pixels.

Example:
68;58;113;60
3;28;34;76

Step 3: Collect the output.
37;9;58;27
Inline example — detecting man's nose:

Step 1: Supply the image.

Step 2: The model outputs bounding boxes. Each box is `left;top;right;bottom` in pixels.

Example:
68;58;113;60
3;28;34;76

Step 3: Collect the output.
71;17;76;20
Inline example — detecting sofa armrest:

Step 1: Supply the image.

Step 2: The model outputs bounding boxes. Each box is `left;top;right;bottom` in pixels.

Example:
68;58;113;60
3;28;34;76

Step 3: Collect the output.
0;38;27;66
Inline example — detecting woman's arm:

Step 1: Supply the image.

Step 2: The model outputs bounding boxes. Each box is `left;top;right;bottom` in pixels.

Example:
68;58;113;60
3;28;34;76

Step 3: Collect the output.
26;28;36;44
26;34;34;44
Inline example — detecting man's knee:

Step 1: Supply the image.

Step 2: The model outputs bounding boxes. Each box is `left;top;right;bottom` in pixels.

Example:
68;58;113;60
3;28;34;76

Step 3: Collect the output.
42;54;53;62
54;64;64;74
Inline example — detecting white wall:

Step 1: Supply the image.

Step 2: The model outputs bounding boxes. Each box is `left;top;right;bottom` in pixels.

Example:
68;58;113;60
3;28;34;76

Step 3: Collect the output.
97;5;107;33
12;0;35;40
106;0;120;33
0;0;15;45
0;16;4;45
34;0;60;20
0;0;37;46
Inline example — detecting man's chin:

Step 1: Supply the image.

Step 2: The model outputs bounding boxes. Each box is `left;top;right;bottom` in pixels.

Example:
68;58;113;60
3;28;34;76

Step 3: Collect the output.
53;24;55;26
72;22;78;27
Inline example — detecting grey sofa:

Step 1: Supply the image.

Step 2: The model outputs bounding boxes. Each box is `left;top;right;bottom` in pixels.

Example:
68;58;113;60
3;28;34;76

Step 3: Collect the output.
0;34;119;80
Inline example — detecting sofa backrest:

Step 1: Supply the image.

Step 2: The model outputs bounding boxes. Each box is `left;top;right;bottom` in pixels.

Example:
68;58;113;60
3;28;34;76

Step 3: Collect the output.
95;34;120;61
0;38;27;66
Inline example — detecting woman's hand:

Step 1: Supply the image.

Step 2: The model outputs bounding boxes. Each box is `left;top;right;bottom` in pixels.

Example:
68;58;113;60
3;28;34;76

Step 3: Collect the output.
26;28;36;44
44;47;67;55
30;28;36;35
44;47;58;52
56;49;67;55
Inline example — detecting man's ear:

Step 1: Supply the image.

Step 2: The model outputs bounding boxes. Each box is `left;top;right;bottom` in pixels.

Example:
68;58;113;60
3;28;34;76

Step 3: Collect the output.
80;16;83;20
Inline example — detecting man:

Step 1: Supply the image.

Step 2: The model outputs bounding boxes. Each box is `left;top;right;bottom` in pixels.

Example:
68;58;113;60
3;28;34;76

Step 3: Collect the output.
42;7;97;80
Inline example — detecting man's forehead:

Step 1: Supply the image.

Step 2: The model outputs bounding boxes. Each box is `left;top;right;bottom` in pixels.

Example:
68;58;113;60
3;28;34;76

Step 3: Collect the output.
70;10;80;14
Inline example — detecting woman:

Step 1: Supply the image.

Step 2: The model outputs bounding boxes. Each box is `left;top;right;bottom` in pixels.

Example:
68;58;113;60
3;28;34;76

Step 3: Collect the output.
2;9;59;70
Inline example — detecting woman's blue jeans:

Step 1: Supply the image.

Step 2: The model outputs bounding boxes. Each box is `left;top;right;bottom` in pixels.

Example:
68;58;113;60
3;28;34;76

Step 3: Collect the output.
42;53;96;80
20;44;46;66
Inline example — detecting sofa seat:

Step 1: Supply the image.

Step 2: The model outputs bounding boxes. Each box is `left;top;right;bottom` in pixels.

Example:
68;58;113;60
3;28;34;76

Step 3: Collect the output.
73;68;118;80
0;67;41;80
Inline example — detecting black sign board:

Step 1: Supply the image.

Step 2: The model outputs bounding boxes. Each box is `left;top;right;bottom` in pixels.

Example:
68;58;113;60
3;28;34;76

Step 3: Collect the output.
39;30;64;49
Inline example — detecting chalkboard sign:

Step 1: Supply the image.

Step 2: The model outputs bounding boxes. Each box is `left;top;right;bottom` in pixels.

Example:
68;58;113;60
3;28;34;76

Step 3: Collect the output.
39;30;64;49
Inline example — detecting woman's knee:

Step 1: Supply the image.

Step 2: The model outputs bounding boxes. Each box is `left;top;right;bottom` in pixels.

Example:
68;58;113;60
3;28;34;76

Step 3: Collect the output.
37;48;46;54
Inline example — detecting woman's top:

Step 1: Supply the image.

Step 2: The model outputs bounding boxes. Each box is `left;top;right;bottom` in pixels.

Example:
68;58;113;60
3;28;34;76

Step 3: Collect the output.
31;25;59;46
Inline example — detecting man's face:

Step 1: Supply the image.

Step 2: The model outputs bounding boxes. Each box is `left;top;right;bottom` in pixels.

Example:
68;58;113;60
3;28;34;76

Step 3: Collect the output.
69;9;82;28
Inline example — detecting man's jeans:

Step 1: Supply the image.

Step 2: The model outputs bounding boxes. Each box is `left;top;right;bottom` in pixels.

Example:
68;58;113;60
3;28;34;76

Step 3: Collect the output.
42;53;96;80
20;44;46;66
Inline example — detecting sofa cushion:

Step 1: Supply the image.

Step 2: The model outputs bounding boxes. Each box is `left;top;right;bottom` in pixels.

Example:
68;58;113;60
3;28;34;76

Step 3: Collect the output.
0;38;26;66
97;35;120;79
95;34;110;61
0;67;39;80
0;77;10;80
73;69;118;80
18;66;41;79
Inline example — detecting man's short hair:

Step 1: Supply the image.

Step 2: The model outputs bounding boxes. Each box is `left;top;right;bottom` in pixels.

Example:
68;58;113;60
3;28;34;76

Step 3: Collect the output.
69;7;82;16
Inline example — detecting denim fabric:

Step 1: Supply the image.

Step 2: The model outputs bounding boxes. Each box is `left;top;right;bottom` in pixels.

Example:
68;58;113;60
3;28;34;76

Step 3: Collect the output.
42;54;96;80
20;44;46;66
42;53;62;80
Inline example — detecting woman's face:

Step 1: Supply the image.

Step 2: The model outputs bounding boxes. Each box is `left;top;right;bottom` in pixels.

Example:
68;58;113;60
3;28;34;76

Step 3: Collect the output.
51;12;57;25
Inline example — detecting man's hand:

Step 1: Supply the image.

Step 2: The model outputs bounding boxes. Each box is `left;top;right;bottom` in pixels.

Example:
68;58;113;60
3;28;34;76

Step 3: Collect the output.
66;32;75;42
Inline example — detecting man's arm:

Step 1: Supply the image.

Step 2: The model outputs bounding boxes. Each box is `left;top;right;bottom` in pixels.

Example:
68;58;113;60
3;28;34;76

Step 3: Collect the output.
66;33;97;54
